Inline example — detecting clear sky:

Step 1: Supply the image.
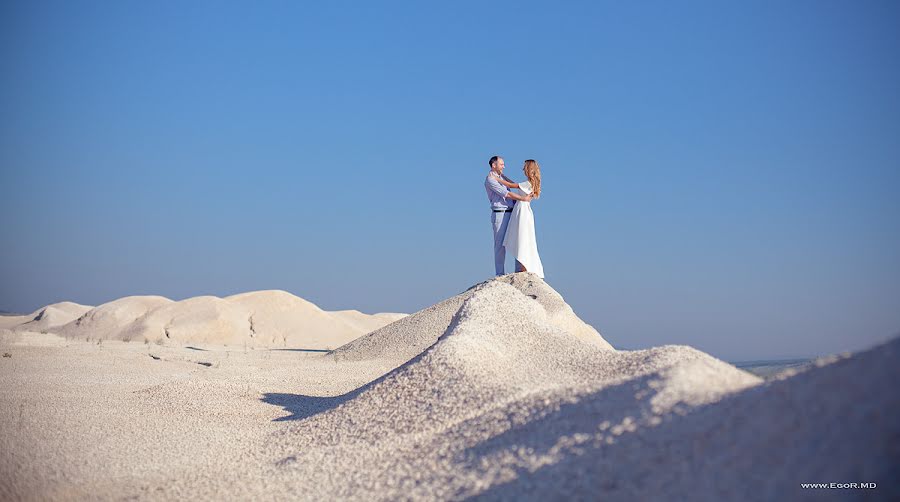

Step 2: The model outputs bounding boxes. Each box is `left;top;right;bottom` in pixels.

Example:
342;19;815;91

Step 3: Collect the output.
2;0;899;361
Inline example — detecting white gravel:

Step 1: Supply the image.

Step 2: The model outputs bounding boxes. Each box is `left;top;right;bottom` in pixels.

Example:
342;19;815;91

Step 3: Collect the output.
1;273;896;501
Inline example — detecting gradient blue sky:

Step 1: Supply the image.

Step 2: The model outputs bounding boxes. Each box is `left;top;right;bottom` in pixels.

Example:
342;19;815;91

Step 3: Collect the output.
2;0;899;361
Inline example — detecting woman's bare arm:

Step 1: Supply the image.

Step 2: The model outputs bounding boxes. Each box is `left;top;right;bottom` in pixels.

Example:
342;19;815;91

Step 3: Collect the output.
490;173;520;189
505;191;533;202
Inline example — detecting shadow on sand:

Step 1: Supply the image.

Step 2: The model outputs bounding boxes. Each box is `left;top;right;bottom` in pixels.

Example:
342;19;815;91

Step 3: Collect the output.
261;389;366;421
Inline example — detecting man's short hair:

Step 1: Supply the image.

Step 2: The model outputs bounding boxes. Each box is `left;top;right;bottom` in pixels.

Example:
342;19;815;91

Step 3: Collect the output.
489;155;503;168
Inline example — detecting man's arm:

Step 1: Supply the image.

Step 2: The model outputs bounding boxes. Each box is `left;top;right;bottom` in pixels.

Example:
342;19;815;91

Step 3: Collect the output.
486;176;510;198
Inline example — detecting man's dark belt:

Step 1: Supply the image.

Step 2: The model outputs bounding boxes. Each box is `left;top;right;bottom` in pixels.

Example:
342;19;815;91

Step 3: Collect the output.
493;208;513;213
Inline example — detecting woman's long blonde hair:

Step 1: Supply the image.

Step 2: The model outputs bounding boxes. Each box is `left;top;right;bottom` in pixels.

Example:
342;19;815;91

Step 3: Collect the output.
524;159;541;197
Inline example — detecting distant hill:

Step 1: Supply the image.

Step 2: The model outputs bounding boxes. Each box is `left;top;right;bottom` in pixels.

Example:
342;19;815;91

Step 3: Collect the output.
4;291;406;349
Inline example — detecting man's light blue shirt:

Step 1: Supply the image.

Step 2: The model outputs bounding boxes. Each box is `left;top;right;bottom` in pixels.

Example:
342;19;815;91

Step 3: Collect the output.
485;174;515;210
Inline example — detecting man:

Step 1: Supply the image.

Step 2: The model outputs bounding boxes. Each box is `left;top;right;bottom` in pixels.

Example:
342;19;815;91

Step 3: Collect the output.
484;155;533;276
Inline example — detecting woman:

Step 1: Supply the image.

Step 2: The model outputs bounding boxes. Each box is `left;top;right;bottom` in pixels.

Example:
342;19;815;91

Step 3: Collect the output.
492;159;544;278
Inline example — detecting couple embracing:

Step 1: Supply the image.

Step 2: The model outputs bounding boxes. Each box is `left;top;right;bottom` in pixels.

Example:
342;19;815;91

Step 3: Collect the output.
483;155;544;279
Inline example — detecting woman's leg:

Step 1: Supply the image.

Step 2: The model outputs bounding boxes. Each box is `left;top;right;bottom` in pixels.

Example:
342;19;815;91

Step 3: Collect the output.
515;260;528;272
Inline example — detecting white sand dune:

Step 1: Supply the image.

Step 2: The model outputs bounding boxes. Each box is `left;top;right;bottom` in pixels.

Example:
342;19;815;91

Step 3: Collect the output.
330;273;614;372
30;290;406;349
477;335;900;501
4;301;93;333
259;279;765;499
1;273;896;501
53;295;173;340
115;295;252;345
225;290;399;348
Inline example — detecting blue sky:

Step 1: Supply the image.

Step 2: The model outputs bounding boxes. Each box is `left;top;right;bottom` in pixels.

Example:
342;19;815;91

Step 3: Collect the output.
2;0;898;361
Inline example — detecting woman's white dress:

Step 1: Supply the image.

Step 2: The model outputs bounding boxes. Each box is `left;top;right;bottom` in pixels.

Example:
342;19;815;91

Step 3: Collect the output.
502;180;544;278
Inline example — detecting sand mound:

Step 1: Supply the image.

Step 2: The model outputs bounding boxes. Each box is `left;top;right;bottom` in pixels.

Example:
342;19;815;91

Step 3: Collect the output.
53;295;174;340
329;273;614;371
224;290;394;347
10;302;93;333
295;281;758;440
475;337;900;501
40;290;403;348
115;295;250;345
261;281;762;498
257;280;898;501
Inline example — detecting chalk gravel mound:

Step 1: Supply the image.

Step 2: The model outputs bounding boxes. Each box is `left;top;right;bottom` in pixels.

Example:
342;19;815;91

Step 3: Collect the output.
224;290;389;348
252;277;898;501
8;302;93;333
54;295;173;340
257;279;760;499
329;272;614;372
21;290;407;349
